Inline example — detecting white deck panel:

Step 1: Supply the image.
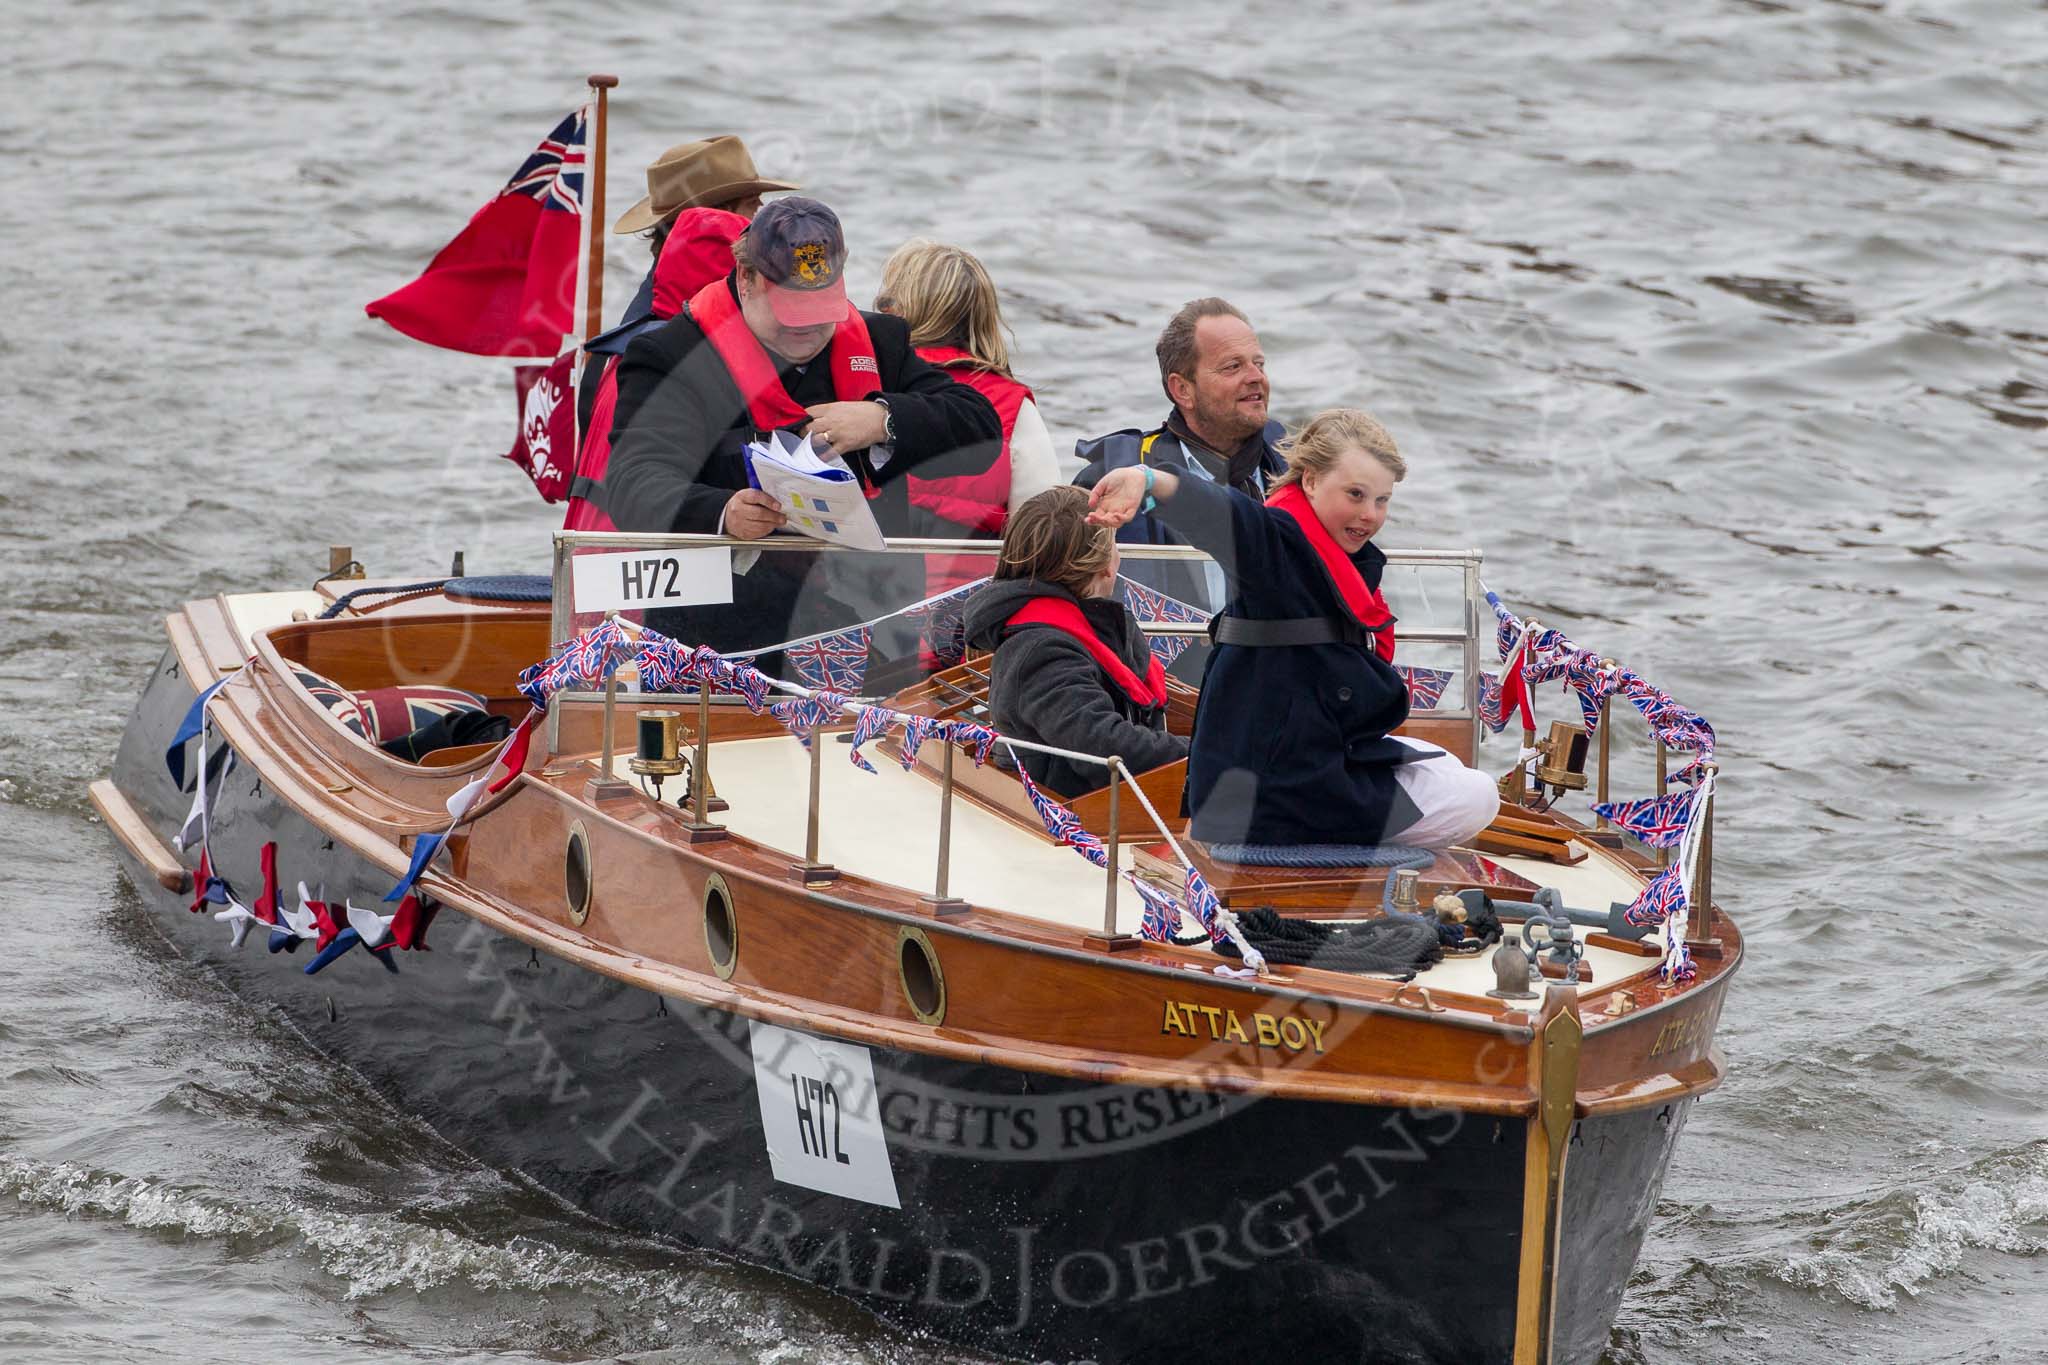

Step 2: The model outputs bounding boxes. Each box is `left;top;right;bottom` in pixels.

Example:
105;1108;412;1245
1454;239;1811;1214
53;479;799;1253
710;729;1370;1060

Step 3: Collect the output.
657;734;1154;933
666;734;1658;999
224;591;328;648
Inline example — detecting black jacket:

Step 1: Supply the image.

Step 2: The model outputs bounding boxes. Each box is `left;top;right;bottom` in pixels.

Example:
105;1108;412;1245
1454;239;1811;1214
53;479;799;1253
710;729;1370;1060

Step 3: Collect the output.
604;277;1001;536
963;578;1189;799
601;277;1001;659
1153;477;1417;846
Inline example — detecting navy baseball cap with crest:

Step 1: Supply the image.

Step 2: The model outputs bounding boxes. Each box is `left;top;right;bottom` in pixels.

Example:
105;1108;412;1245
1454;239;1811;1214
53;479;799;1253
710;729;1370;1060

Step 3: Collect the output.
744;196;850;326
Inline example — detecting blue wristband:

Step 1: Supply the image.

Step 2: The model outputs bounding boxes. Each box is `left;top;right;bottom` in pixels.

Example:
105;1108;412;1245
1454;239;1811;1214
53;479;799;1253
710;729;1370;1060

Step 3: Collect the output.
1139;464;1157;514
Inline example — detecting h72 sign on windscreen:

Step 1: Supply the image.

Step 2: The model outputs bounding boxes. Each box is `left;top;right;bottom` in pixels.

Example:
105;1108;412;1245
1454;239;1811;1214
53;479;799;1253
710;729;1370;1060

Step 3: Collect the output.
570;548;734;613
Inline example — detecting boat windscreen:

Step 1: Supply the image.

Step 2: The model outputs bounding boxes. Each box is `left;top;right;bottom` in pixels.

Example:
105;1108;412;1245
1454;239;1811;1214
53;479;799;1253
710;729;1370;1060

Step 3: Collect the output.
548;533;1481;709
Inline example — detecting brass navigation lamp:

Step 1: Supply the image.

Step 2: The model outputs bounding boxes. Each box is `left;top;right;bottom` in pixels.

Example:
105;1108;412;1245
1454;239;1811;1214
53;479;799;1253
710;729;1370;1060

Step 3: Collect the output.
630;709;689;800
1502;719;1592;811
1534;720;1590;796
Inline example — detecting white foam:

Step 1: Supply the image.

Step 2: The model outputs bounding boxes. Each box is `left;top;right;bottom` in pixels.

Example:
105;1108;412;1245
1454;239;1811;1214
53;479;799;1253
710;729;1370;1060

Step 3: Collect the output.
1772;1144;2048;1309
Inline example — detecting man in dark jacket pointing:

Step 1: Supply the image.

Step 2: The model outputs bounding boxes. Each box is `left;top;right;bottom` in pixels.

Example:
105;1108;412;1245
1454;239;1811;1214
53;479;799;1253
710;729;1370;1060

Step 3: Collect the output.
604;197;1001;660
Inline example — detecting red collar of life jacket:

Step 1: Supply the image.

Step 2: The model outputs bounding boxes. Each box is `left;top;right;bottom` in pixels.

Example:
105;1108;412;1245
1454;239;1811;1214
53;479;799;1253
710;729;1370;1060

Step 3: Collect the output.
1264;484;1397;662
1005;595;1168;709
688;278;880;431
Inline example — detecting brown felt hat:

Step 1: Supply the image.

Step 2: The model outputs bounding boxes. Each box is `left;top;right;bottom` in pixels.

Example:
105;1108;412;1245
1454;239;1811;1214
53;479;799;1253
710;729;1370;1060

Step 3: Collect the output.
611;136;799;234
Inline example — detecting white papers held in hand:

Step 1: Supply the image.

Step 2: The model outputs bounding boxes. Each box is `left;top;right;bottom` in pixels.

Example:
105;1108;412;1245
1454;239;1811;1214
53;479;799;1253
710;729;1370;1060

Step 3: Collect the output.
743;430;887;552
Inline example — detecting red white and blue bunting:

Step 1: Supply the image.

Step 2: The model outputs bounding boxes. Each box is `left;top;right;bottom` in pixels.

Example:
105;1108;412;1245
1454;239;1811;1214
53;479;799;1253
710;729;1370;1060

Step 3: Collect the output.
1484;588;1720;985
162;661;526;974
515;618;1268;974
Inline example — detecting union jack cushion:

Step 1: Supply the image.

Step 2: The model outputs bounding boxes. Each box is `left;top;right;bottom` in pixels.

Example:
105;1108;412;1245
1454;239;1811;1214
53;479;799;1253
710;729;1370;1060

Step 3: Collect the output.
290;668;489;744
291;667;370;737
353;685;492;744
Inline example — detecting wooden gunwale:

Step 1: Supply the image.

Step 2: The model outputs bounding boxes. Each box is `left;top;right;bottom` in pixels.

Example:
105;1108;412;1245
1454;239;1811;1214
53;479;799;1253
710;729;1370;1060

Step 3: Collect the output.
155;596;1737;1116
467;774;1544;1109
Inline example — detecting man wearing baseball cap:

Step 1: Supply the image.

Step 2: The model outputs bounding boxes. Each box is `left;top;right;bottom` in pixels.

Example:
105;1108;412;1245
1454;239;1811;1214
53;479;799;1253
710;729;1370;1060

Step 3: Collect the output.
604;197;1001;660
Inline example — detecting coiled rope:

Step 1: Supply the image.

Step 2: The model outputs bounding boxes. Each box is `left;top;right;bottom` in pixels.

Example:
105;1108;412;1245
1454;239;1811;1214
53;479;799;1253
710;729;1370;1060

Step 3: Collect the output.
316;578;451;620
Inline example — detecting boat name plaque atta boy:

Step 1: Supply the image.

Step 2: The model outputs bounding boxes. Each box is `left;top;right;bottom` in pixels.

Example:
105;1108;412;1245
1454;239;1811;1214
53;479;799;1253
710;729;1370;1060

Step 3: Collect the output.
571;547;735;613
748;1021;902;1209
1160;1000;1329;1054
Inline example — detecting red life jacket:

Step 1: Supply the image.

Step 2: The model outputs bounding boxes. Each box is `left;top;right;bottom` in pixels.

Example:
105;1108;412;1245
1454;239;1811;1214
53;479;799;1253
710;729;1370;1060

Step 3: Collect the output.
1005;596;1168;709
1263;484;1398;663
563;354;624;531
690;277;880;432
907;345;1031;535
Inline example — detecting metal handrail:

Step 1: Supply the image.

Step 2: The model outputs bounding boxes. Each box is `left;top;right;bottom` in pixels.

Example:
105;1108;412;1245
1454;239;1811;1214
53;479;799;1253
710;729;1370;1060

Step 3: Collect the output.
547;529;1487;715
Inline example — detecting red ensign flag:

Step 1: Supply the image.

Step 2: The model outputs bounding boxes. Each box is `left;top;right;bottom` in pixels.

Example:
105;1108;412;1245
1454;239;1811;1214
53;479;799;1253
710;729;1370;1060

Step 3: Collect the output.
366;109;585;357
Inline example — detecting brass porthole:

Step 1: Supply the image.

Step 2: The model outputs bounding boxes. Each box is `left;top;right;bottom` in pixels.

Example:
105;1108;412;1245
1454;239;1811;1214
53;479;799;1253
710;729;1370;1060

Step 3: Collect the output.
704;873;738;980
898;926;946;1026
564;821;593;926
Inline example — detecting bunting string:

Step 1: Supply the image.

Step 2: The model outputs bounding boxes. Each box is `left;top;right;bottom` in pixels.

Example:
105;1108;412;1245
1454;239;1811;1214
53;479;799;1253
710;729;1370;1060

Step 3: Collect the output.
1483;587;1716;776
524;619;1266;972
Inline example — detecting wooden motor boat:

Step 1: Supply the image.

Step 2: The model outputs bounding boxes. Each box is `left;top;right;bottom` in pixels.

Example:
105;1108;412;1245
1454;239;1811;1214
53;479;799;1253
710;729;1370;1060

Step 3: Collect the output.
91;537;1736;1365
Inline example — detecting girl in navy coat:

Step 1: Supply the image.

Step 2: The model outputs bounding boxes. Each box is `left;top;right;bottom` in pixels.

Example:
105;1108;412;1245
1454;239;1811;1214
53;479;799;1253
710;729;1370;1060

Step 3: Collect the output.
1087;408;1496;849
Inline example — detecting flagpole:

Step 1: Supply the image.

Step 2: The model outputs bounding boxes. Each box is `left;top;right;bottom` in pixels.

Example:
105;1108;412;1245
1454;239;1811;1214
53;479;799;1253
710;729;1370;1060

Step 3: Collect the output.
583;73;618;342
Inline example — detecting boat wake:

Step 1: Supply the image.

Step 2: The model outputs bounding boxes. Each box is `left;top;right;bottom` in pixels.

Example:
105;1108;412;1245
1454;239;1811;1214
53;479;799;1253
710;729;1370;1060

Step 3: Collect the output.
1767;1140;2048;1311
0;1152;965;1362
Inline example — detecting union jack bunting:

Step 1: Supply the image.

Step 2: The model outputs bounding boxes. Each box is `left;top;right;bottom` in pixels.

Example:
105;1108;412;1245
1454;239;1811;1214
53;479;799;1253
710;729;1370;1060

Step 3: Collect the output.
769;692;847;746
1590;786;1699;849
936;718;999;767
1565;652;1619;734
1399;665;1454;710
907;580;985;667
1119;577;1211;668
1522;640;1578;687
1478;671;1507;734
517;618;629;707
683;644;773;713
633;632;692;693
1490;596;1520;661
787;627;871;694
1132;879;1181;942
1013;761;1110;868
1622;864;1688;929
1660;940;1697;985
1614;669;1716;773
1182;865;1231;946
896;712;943;772
846;704;895;774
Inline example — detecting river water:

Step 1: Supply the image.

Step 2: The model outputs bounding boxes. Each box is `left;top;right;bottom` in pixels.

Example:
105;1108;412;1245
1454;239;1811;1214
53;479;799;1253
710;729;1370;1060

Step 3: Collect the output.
4;2;2045;1362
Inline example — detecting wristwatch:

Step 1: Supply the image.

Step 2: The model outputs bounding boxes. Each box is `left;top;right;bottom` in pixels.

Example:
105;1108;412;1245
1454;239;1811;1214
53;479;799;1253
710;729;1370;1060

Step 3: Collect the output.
870;397;896;443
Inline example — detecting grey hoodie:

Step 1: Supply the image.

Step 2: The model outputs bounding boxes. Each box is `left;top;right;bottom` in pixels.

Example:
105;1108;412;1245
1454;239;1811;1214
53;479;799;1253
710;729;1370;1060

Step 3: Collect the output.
962;578;1190;798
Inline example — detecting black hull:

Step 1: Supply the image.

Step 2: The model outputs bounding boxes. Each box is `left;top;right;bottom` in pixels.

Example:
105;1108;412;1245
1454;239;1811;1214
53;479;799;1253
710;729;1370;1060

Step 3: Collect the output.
105;652;1693;1364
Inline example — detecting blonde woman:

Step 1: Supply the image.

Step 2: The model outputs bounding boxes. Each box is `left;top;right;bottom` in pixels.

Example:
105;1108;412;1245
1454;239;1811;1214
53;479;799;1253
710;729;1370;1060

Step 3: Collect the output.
876;239;1060;553
1087;408;1497;849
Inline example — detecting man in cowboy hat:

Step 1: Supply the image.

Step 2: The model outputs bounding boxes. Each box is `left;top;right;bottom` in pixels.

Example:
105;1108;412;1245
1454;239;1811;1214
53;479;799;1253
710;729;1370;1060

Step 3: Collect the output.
580;137;799;435
604;196;1001;668
615;136;797;279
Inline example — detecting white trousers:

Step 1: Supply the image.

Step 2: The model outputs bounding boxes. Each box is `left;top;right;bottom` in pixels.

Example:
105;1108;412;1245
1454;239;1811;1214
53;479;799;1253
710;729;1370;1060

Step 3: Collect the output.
1382;737;1500;849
